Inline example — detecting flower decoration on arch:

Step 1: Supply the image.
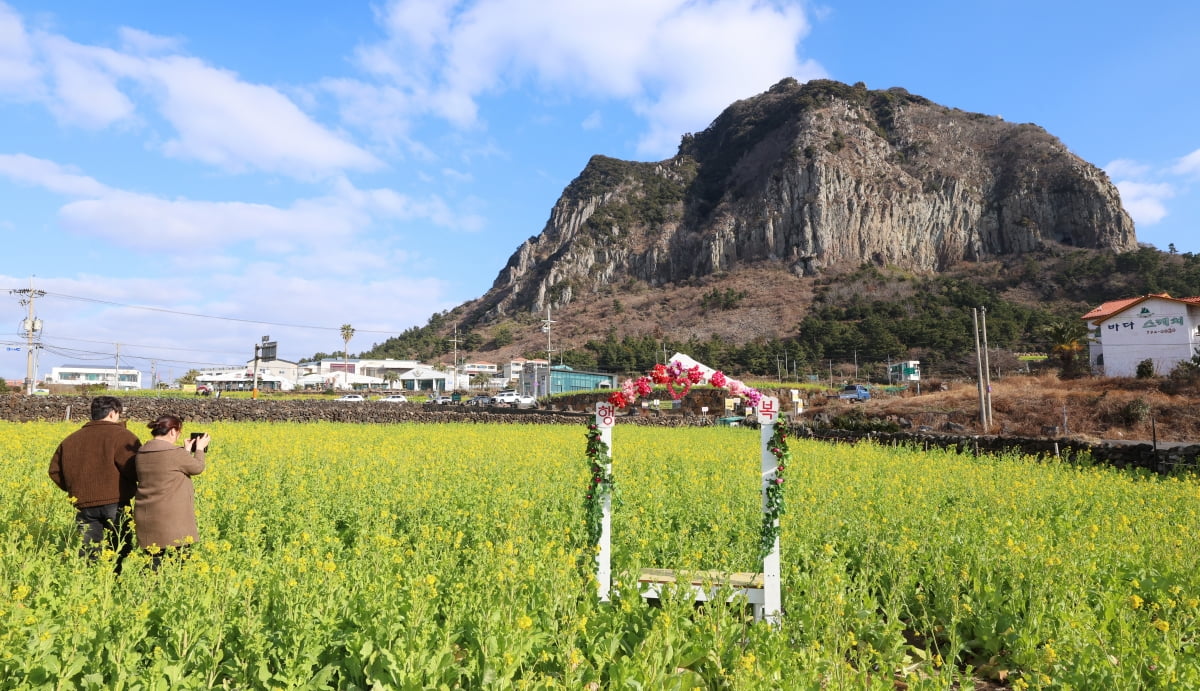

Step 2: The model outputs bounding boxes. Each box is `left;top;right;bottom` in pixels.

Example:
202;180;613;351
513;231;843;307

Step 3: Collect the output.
607;359;764;409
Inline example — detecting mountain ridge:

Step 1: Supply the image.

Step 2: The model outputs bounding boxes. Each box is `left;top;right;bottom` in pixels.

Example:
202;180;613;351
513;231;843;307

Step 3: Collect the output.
361;78;1168;376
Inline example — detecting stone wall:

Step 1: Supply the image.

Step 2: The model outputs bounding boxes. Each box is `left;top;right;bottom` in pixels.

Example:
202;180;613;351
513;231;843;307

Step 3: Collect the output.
798;428;1200;475
0;395;716;427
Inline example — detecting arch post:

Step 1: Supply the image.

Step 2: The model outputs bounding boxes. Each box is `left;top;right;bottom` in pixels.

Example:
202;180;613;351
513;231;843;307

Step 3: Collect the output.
594;401;615;601
758;396;783;625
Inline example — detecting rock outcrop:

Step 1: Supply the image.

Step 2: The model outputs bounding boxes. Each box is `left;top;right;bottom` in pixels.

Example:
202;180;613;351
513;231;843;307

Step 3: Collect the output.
470;78;1136;321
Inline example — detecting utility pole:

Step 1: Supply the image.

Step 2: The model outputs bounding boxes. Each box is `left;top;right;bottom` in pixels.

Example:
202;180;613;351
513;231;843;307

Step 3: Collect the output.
448;325;462;391
972;308;989;431
11;277;45;395
541;307;556;396
981;306;993;431
114;343;121;391
252;342;261;398
254;337;276;398
541;306;555;363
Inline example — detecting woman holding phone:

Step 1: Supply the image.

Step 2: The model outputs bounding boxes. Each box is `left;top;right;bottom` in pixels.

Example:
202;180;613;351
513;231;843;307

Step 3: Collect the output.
132;414;208;566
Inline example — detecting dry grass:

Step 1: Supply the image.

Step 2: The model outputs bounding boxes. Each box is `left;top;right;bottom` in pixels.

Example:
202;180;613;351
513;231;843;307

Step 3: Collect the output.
819;373;1200;442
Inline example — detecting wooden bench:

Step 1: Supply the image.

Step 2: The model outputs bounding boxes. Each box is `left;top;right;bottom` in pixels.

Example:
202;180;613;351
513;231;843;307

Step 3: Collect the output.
638;568;767;618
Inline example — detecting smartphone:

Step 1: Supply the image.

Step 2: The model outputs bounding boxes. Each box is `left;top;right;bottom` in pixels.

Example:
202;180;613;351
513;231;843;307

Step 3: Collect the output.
189;432;208;451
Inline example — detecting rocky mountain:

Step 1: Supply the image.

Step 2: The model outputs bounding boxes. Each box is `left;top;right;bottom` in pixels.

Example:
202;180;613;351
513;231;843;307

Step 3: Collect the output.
464;78;1136;325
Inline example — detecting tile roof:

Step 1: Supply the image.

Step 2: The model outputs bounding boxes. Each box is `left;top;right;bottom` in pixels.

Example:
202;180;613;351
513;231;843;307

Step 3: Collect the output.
1082;293;1200;322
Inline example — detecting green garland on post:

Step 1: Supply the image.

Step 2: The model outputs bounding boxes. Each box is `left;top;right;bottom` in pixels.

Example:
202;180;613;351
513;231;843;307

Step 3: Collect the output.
584;422;615;549
758;418;791;561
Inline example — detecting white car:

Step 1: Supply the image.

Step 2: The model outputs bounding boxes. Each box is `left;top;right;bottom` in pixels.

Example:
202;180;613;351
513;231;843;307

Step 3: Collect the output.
377;394;408;403
493;390;537;407
491;390;521;405
432;395;454;405
335;394;365;402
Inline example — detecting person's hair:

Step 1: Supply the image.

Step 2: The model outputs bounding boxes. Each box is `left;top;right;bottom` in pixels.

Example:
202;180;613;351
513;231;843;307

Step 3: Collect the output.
90;396;123;421
147;414;183;438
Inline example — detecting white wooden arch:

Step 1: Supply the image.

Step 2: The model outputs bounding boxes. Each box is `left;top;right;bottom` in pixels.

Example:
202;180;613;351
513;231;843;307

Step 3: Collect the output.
593;399;783;624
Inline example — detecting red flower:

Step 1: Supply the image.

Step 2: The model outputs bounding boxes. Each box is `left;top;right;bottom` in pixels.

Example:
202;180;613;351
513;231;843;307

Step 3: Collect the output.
634;377;653;397
709;370;727;388
650;363;671;384
608;391;628;408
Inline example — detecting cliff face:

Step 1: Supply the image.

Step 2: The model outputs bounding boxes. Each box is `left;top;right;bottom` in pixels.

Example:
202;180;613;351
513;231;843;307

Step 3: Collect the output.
471;79;1136;321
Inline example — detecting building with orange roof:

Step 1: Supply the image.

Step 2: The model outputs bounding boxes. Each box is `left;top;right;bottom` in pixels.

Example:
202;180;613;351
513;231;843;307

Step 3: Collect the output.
1082;293;1200;376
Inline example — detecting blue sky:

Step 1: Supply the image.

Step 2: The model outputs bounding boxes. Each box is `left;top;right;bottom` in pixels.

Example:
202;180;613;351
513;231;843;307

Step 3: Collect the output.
2;1;1198;384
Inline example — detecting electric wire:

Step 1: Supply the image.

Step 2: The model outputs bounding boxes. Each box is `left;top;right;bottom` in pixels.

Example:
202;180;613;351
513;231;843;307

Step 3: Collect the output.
30;291;404;335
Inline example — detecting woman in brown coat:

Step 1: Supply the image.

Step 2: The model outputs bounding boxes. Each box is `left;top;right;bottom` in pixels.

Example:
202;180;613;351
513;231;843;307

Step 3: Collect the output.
133;414;208;562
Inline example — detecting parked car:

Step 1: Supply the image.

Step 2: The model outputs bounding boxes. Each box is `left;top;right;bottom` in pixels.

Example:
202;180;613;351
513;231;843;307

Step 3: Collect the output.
377;394;408;403
838;384;871;402
492;390;538;407
335;394;366;402
432;395;454;405
466;394;493;406
491;390;521;405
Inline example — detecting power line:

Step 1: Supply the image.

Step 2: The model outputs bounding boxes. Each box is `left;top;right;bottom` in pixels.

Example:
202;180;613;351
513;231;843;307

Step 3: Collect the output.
40;342;238;369
46;334;248;357
15;290;405;335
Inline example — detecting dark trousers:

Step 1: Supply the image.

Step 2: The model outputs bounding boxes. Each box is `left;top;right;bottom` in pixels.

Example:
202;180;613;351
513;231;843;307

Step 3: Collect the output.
75;503;133;572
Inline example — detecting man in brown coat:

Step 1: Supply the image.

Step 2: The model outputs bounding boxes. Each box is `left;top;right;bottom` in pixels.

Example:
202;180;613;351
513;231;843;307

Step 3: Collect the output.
48;396;141;563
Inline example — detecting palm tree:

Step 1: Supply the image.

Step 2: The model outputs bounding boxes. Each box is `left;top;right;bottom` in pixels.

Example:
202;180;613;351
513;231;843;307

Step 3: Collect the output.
382;370;399;391
1043;320;1090;378
340;324;355;386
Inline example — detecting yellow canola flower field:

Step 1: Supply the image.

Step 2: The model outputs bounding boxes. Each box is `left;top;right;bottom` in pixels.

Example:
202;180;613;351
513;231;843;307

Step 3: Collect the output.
1;420;1198;689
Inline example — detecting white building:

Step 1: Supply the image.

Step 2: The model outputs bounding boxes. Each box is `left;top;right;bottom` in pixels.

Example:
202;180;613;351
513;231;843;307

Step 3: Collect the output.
1082;293;1200;377
301;358;454;391
195;359;301;392
502;357;548;382
47;364;142;390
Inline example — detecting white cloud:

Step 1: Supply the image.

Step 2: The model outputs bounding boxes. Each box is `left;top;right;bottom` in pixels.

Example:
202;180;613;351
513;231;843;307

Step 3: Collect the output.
1115;180;1174;226
118;27;181;55
1104;158;1151;180
1;153;485;250
0;5;381;179
0;153;112;197
442;167;473;183
345;0;824;158
57;192;364;251
1173;148;1200;176
581;110;602;130
40;36;137;128
141;56;381;177
0;2;41;95
0;2;41;96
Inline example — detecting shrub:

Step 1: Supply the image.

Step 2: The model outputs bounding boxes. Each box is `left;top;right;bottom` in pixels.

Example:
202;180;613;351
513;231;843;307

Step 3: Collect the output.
1135;359;1156;379
1121;398;1151;425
